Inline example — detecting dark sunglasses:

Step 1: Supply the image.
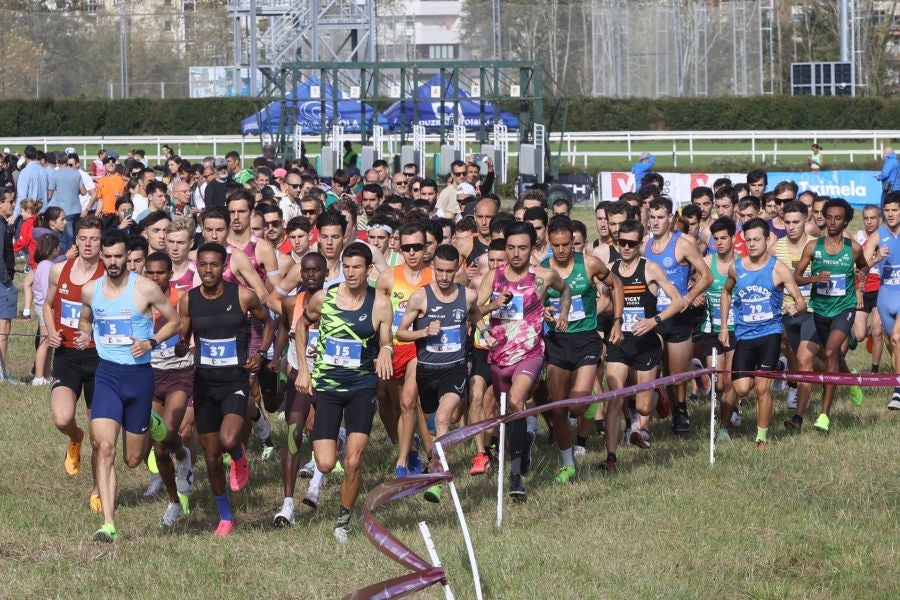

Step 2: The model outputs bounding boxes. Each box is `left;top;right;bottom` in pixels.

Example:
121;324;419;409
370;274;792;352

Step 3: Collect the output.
301;209;318;215
452;170;465;176
264;220;282;228
400;243;425;253
289;183;303;189
618;239;641;249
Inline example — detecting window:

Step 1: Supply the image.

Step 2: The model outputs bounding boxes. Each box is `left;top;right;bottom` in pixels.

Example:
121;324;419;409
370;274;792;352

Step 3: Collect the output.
416;44;458;60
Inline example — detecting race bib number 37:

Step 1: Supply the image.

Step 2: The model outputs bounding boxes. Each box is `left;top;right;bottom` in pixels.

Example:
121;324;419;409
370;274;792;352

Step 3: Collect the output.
199;337;238;366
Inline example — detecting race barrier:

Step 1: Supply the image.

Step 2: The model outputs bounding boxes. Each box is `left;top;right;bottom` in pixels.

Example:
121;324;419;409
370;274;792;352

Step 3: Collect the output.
348;367;898;599
598;170;885;208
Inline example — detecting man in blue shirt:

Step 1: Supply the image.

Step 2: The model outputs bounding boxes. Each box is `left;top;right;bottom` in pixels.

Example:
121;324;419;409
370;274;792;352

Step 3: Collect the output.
14;145;49;217
631;151;655;186
877;146;900;205
48;152;87;253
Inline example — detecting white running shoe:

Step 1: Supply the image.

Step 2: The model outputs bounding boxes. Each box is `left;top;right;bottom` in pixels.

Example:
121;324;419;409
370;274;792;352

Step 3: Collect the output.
174;448;194;495
888;396;900;410
786;386;798;410
573;445;587;458
730;410;742;428
253;410;272;440
772;356;787;393
261;444;275;461
160;501;183;528
302;484;321;509
299;457;316;478
333;525;350;543
31;377;49;386
144;473;164;498
273;498;296;527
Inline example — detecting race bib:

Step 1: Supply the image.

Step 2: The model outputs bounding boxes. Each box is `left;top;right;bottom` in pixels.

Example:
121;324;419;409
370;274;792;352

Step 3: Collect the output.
740;297;774;323
323;337;362;368
391;308;406;334
95;316;133;345
306;329;320;358
491;292;524;321
154;333;180;359
711;305;735;328
199;337;238;366
815;274;847;297
425;325;463;353
549;295;586;322
60;299;82;329
621;306;644;333
883;264;900;286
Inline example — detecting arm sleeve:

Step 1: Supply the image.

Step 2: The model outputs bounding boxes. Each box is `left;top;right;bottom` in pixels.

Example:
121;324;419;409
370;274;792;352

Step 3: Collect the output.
481;172;494;196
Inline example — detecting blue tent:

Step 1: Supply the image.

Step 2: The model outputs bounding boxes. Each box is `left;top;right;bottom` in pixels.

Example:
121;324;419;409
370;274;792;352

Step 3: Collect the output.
382;74;520;132
241;77;387;135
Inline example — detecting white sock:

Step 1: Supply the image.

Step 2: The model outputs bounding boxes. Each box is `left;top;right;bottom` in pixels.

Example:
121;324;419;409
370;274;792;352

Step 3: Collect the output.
560;447;574;468
310;467;325;489
283;496;295;509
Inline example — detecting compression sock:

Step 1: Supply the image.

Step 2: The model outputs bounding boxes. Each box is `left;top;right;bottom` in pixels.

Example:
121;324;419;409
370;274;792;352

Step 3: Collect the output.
336;505;352;529
287;423;299;455
229;445;244;462
214;493;233;522
756;427;769;443
560;447;574;468
508;419;526;475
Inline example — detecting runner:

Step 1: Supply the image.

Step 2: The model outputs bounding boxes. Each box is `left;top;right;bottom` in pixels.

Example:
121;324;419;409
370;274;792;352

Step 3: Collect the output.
294;242;394;541
44;216;106;511
719;218;806;448
792;198;870;432
176;242;270;537
542;215;623;482
853;204;884;373
396;244;480;501
475;220;572;499
75;229;180;541
867;192;900;408
164;217;196;292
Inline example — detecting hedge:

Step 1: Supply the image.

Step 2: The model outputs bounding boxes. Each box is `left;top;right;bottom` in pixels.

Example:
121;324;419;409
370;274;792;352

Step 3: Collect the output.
2;95;900;136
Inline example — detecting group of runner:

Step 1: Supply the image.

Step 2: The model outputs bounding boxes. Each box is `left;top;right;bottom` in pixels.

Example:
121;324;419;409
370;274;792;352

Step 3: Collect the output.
31;157;900;544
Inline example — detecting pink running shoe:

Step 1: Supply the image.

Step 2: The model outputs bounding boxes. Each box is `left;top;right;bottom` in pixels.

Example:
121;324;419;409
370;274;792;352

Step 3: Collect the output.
212;519;233;538
229;449;250;492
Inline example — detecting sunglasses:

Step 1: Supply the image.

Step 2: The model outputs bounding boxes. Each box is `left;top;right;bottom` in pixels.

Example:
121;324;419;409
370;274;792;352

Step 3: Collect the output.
264;220;282;228
289;183;303;189
400;243;425;253
393;180;407;186
618;238;641;249
452;171;465;177
301;209;318;216
403;172;416;177
773;197;793;204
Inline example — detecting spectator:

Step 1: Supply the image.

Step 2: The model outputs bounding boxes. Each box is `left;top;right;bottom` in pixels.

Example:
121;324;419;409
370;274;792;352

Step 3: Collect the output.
47;152;87;252
877;146;900;204
342;140;358;168
15;145;49;217
31;234;63;386
96;153;126;217
0;189;16;380
808;143;823;172
631;151;655;185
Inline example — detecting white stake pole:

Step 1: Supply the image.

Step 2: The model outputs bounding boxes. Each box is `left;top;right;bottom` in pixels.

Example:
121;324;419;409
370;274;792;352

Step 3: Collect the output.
418;521;455;600
496;392;507;529
709;348;718;466
434;441;483;600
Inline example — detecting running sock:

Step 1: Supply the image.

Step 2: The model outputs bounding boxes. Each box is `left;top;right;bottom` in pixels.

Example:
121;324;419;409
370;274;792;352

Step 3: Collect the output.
287;423;299;455
336;505;352;528
283;497;295;510
310;466;325;488
756;427;769;443
675;401;688;413
229;445;244;462
509;418;526;475
560;447;574;468
595;419;605;434
214;493;233;522
576;435;588;447
872;364;880;374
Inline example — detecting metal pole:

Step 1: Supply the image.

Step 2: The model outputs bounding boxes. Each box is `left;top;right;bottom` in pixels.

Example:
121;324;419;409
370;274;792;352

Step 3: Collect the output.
366;0;376;61
709;348;718;466
249;0;258;98
840;0;850;62
496;392;506;529
119;3;128;99
232;11;241;95
492;0;501;60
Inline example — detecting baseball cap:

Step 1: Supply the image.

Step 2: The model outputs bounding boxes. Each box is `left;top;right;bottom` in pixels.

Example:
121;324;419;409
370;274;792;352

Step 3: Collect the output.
214;157;228;169
64;147;76;155
102;154;117;164
456;182;477;197
106;150;120;160
234;169;253;185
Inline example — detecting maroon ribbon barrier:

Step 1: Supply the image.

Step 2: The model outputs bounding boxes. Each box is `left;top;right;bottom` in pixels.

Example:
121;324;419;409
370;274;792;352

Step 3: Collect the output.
347;367;715;600
733;370;900;387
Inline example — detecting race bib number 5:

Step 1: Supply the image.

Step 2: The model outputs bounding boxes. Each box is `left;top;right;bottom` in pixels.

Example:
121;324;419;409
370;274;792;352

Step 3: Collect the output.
95;316;133;345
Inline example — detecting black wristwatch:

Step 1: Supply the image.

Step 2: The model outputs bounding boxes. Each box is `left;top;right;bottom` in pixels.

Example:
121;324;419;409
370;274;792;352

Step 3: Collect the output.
654;315;663;325
147;338;159;350
613;316;623;324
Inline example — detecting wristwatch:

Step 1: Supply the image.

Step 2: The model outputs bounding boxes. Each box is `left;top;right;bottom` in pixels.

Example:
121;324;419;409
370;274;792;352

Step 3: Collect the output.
654;315;663;325
147;338;159;350
613;316;623;324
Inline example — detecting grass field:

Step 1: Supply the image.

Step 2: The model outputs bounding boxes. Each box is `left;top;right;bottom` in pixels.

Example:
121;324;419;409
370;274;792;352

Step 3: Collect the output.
1;216;898;598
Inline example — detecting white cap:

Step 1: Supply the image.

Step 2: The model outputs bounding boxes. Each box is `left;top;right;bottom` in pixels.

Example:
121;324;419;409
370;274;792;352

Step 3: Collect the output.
64;147;76;155
456;182;477;197
2;148;10;154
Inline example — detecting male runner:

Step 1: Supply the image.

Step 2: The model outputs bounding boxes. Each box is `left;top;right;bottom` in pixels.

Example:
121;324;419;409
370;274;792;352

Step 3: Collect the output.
542;215;623;482
792;198;869;432
643;197;712;435
853;204;884;370
165;217;196;292
719;218;806;448
75;229;180;541
868;192;900;408
476;221;571;499
176;242;270;537
295;242;394;541
44;216;106;511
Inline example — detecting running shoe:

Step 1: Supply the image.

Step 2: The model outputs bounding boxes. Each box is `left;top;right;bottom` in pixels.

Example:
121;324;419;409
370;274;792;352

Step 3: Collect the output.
554;465;576;485
273;499;295;527
598;456;617;473
31;377;49;386
813;413;830;433
212;519;233;538
424;485;442;503
573;445;587;458
848;370;863;407
299;457;316;478
786;386;798;410
730;409;742;428
521;429;536;476
160;501;184;528
302;484;320;509
655;390;671;419
143;474;164;498
89;493;102;513
784;415;803;431
149;410;168;444
629;424;651;450
229;450;250;492
889;390;900;410
146;448;159;474
671;407;691;435
332;460;345;477
469;452;491;475
174;448;194;495
772;355;787;393
93;523;118;543
715;428;731;443
755;440;768;450
508;474;527;501
334;525;350;543
260;443;275;461
407;435;423;475
178;493;190;516
848;334;858;351
253;410;272;441
690;358;712;395
394;464;409;479
64;431;83;476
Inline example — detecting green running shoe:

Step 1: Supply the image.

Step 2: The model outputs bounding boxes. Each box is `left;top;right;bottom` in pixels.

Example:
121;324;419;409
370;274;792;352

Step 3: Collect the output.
554;465;576;484
813;413;830;433
178;492;191;516
715;428;731;443
849;370;863;407
93;523;118;543
149;409;168;443
424;484;442;503
146;447;159;474
333;460;345;476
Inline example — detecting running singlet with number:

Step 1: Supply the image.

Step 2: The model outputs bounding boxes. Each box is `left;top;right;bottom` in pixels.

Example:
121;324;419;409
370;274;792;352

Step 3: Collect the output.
415;284;468;368
189;282;249;372
541;253;597;333
775;236;811;313
705;253;735;334
488;264;544;366
52;258;105;349
91;272;153;365
876;224;900;293
612;258;658;336
389;265;432;346
646;232;690;310
732;256;783;340
152;287;193;370
312;286;378;392
287;291;319;372
810;237;857;318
